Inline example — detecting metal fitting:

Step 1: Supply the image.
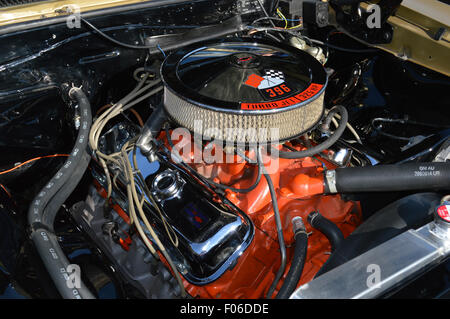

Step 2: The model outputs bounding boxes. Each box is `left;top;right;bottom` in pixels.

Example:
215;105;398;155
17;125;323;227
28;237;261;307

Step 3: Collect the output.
292;216;306;235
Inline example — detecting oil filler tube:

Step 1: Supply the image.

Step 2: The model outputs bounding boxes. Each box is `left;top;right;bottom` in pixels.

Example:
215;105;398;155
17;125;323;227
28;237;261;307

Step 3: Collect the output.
324;162;450;194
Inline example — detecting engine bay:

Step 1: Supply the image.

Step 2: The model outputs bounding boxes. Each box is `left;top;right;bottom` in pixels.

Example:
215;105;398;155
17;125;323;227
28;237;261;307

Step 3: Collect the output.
0;0;449;299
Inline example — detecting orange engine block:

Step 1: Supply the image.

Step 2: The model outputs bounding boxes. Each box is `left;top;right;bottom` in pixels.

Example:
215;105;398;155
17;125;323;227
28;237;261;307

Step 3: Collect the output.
162;132;362;299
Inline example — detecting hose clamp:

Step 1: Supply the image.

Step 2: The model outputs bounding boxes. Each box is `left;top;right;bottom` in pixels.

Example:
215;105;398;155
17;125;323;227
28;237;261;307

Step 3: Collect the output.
292;216;306;235
325;170;337;193
68;84;83;99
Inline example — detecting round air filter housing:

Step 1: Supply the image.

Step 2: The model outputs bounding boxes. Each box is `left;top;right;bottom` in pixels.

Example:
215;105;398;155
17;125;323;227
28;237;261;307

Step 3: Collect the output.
161;39;327;144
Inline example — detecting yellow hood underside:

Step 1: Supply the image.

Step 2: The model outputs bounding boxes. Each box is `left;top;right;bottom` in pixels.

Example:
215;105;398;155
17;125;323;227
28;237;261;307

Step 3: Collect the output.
0;0;149;26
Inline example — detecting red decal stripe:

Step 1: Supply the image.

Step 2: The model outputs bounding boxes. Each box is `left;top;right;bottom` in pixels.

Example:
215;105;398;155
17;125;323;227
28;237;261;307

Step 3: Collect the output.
241;83;323;110
244;74;265;88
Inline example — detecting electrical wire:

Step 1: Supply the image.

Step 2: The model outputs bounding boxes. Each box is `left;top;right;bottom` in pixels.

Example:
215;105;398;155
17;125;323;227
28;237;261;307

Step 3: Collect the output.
307;38;378;53
88;73;185;296
94;134;184;294
129;109;145;127
132;147;179;247
256;0;277;29
372;117;450;130
208;147;263;193
208;152;262;193
252;16;301;25
331;116;362;144
274;105;349;159
121;152;156;255
159;133;273;296
371;118;417;142
285;23;303;30
255;0;285;41
0;183;11;198
83;15;373;55
263;162;287;299
276;8;288;29
270;0;281;15
0;154;69;176
119;141;186;297
276;8;302;30
157;44;167;57
164;126;263;193
327;110;362;144
90;75;151;151
89;72;162;198
96;103;144;127
247;26;378;53
81;17;156;50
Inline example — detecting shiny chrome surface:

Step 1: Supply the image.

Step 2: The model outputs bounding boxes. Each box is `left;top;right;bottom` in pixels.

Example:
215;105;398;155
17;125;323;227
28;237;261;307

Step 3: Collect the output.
144;152;254;285
290;218;450;299
161;39;327;144
152;169;184;201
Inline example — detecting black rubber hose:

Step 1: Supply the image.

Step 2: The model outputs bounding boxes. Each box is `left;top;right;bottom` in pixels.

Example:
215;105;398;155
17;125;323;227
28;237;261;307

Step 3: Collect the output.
41;152;90;231
144;103;167;137
137;103;166;158
325;162;450;193
307;211;344;253
209;150;263;193
275;217;308;299
275;105;348;159
28;88;92;229
28;87;94;299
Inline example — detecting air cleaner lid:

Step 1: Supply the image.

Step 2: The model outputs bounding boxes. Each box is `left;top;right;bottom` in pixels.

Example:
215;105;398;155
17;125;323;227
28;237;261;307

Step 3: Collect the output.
161;39;327;113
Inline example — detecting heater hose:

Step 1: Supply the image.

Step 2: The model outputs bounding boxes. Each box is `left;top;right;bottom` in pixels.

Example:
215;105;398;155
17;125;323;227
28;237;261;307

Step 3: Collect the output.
275;217;308;299
307;211;344;253
28;87;94;299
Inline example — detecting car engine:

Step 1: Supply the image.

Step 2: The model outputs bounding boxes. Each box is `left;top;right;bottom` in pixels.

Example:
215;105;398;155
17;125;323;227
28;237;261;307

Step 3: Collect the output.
0;0;449;300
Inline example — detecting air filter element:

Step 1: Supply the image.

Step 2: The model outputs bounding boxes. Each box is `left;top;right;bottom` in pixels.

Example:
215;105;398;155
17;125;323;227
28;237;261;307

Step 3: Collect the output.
161;39;327;144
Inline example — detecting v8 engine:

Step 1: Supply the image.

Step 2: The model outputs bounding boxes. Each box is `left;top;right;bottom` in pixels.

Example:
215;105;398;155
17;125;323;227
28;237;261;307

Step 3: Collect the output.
83;39;362;298
1;0;449;301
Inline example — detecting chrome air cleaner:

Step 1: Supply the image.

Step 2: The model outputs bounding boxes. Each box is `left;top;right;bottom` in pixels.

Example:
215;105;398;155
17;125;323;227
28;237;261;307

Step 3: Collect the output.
161;39;327;144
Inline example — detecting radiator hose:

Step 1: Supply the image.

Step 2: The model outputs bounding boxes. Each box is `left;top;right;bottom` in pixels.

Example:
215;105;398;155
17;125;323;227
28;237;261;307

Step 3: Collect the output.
325;162;450;194
275;217;308;299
